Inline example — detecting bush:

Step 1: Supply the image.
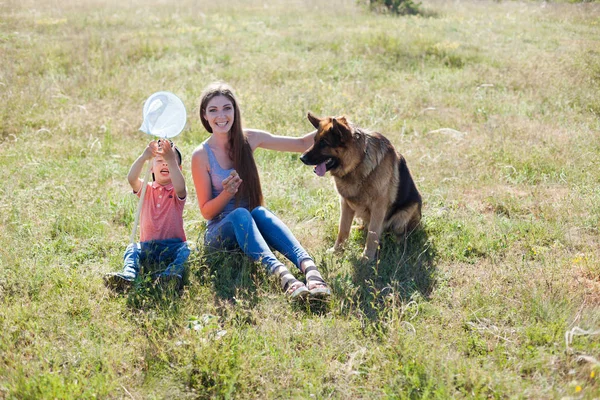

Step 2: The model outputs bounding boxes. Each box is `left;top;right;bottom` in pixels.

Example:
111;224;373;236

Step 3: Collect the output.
367;0;422;15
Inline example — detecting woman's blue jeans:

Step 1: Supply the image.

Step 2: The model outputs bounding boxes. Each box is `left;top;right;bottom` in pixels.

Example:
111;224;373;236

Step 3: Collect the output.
121;238;190;280
204;206;311;274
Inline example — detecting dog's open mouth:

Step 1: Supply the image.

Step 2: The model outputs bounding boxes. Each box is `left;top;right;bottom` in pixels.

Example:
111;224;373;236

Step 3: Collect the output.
314;158;337;177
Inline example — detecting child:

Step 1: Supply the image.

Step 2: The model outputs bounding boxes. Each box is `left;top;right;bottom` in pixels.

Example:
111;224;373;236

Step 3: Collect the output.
104;139;190;291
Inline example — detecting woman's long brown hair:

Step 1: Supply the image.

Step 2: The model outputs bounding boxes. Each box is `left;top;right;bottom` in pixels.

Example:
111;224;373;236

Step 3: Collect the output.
199;82;263;210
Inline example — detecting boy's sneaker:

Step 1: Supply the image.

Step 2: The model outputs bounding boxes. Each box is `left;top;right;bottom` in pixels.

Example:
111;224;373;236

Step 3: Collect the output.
103;273;134;292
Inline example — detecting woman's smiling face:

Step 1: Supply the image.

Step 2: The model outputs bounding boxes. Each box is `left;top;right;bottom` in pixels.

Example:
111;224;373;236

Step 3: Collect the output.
203;95;235;135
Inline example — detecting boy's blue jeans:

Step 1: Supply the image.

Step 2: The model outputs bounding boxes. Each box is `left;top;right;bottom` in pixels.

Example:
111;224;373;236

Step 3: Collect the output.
204;206;311;274
121;238;190;280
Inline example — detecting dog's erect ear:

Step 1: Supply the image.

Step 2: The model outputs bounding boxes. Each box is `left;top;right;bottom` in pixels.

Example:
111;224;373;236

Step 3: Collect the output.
307;112;321;129
335;116;349;126
332;117;352;142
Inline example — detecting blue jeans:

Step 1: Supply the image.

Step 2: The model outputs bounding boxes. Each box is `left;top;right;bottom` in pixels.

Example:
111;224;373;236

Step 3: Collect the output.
204;206;311;274
121;238;190;280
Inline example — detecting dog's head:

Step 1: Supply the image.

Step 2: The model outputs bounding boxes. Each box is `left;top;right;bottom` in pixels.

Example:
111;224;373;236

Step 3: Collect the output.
300;112;354;177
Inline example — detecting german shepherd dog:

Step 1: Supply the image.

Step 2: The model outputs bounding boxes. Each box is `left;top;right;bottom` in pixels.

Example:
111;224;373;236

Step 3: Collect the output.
300;112;422;261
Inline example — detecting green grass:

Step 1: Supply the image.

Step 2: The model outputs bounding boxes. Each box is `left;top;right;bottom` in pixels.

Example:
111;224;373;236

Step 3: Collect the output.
2;0;600;398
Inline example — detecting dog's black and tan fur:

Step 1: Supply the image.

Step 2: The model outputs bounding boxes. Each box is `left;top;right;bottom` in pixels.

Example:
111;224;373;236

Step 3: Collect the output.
300;112;422;261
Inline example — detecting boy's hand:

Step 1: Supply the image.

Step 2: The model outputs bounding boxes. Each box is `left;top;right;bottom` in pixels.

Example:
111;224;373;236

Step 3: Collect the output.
142;141;159;160
158;139;178;165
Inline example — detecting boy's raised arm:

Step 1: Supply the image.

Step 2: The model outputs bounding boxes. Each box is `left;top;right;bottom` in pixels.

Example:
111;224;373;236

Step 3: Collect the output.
161;140;187;199
128;142;157;193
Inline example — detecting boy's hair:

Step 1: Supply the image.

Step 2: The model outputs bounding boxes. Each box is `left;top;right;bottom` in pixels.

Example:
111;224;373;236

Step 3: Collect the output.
174;146;182;166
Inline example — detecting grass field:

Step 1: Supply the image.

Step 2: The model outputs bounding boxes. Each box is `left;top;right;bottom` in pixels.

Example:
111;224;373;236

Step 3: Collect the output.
2;0;600;398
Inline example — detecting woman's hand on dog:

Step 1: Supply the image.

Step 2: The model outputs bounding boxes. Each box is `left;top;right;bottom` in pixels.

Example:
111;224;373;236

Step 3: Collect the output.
222;170;242;195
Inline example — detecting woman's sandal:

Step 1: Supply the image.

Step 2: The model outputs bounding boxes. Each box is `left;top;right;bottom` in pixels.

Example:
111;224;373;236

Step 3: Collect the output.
306;274;331;299
307;276;331;299
284;279;309;300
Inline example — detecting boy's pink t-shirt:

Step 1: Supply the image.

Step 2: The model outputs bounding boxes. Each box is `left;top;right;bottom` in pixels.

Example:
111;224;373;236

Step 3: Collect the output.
136;181;186;242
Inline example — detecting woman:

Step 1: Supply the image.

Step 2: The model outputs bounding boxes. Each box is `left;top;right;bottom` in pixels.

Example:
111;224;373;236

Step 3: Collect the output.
191;81;330;300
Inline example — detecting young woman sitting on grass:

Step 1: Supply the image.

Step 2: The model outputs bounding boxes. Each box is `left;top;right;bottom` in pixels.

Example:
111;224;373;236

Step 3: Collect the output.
191;81;330;300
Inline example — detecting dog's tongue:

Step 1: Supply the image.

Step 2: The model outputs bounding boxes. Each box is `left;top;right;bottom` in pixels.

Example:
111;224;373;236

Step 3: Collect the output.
314;162;327;177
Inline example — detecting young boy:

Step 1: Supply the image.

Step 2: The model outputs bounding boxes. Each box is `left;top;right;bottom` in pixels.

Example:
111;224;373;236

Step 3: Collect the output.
104;139;190;291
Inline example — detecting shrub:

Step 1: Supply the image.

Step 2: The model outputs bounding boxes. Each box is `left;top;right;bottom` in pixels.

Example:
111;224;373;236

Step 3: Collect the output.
366;0;422;15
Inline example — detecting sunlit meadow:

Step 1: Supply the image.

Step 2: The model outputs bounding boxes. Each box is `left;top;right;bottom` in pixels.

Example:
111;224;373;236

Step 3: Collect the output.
1;0;600;398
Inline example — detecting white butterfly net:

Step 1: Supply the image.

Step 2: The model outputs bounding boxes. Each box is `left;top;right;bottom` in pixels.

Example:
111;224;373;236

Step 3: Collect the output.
139;91;187;138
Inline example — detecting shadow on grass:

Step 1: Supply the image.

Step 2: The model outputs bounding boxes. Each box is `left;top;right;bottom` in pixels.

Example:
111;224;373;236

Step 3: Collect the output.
197;248;263;303
330;225;437;322
197;248;332;315
123;262;186;312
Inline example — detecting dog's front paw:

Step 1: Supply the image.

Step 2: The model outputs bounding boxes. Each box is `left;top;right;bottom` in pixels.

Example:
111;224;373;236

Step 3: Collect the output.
360;251;377;263
327;246;343;255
